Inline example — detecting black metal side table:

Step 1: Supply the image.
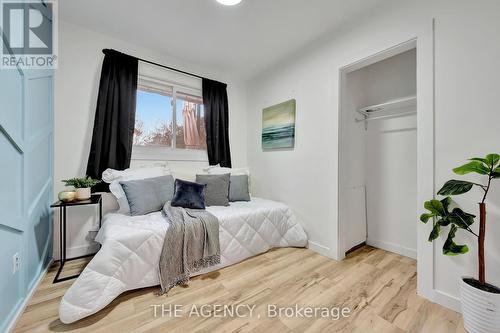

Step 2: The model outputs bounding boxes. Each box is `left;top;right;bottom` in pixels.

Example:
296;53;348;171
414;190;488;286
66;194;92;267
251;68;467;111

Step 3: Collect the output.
50;194;102;283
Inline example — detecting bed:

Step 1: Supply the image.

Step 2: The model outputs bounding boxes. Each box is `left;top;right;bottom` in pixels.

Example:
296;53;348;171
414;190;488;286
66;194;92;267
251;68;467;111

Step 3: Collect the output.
59;197;308;324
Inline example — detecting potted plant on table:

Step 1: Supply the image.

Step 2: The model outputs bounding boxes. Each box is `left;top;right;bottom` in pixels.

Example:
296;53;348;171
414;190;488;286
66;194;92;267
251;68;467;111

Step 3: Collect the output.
62;176;100;201
421;154;500;333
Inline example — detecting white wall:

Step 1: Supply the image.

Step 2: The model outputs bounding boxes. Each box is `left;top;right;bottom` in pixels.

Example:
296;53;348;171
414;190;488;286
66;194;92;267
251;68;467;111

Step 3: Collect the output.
246;0;500;311
351;49;417;108
366;115;417;258
54;20;247;259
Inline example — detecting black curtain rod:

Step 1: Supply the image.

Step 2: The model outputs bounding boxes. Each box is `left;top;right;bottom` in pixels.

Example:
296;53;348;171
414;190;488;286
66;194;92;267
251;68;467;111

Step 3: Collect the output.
103;48;206;80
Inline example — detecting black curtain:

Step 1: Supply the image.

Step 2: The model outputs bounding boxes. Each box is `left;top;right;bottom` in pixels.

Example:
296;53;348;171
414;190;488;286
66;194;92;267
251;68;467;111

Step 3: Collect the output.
202;78;232;167
86;49;138;191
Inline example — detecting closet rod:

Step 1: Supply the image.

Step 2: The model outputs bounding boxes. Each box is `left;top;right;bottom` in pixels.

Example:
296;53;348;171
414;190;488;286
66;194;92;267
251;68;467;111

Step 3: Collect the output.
355;110;416;123
102;49;208;81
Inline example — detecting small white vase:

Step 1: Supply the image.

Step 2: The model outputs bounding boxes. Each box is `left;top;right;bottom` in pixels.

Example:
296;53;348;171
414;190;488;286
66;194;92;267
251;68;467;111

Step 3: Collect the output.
460;277;500;333
75;188;91;200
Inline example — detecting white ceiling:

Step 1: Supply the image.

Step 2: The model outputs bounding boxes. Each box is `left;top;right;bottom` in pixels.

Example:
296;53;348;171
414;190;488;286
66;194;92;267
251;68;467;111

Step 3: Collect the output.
60;0;392;79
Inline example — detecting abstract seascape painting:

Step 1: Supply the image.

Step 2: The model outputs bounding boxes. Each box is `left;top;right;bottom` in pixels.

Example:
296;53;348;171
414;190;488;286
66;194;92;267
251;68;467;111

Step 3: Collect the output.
262;99;296;150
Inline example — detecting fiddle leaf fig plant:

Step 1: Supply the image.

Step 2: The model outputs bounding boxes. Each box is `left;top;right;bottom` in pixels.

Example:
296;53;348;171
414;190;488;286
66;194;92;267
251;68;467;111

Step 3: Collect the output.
421;153;499;286
421;197;475;254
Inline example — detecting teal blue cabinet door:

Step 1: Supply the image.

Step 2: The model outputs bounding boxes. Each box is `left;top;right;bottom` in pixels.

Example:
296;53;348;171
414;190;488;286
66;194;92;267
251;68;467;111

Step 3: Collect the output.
0;66;25;332
0;68;24;230
23;68;54;289
0;47;53;333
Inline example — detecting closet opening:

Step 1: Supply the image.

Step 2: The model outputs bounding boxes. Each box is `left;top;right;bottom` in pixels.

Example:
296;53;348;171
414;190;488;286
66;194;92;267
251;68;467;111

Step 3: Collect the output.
338;40;418;260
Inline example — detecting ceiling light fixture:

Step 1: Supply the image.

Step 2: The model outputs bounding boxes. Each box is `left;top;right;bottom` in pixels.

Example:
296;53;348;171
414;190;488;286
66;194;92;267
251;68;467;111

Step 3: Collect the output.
216;0;242;6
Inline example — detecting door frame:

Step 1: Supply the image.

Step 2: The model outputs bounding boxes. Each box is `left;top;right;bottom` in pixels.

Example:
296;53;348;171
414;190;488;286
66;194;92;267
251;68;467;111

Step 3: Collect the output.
336;21;436;302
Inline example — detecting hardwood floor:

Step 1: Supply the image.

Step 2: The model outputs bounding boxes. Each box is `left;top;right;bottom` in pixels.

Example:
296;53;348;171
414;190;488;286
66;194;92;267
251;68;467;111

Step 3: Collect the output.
13;246;465;333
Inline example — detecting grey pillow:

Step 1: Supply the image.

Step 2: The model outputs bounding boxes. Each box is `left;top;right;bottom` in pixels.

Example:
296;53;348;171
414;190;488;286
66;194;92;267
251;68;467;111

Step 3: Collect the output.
229;175;251;202
196;174;230;206
120;175;175;216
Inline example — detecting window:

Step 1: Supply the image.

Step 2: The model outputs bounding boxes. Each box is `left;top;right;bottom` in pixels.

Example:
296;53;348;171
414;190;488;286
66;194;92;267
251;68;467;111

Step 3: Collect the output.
134;87;173;147
132;71;207;161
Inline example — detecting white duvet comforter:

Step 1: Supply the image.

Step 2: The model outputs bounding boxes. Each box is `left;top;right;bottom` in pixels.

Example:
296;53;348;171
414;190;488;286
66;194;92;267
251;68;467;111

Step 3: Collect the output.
59;198;308;324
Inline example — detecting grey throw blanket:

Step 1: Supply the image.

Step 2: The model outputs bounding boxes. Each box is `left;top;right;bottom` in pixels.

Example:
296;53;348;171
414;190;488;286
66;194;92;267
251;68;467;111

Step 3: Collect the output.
159;202;221;294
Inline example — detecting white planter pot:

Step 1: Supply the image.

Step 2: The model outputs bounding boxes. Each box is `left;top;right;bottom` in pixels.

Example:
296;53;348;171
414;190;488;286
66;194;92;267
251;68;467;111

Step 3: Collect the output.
460;277;500;333
75;188;91;200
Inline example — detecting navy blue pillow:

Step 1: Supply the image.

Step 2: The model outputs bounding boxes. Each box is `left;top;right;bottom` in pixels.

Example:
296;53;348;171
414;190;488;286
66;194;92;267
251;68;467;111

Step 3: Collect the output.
171;179;206;210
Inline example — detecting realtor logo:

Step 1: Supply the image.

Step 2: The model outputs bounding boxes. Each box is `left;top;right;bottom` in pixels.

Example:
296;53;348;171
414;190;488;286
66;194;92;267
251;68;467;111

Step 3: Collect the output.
1;0;58;69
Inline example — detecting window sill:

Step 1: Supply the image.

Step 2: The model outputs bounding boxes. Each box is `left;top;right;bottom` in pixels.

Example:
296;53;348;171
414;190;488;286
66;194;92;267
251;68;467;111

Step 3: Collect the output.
131;145;208;162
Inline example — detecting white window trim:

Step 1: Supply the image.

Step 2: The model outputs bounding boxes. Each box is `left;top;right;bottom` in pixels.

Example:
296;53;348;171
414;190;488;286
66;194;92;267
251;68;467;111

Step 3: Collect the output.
132;66;208;162
132;145;208;162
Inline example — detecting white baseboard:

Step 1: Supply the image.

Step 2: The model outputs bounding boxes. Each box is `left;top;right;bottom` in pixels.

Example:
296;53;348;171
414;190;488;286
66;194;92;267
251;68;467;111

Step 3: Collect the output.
366;238;417;259
53;243;100;260
307;241;332;258
433;289;462;313
6;260;53;333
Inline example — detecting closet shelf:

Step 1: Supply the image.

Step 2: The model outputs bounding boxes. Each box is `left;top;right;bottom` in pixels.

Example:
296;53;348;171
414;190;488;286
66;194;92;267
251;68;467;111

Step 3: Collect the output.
356;95;417;120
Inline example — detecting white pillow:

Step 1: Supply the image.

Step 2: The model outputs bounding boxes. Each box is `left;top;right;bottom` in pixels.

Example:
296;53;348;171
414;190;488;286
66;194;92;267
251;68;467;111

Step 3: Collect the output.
203;164;221;173
170;167;200;182
204;164;250;176
102;162;170;182
103;164;171;215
